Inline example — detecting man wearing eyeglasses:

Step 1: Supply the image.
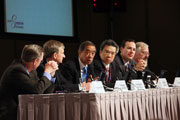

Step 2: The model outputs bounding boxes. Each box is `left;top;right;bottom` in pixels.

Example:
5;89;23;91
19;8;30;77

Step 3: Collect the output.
134;42;150;65
133;42;157;82
93;39;122;88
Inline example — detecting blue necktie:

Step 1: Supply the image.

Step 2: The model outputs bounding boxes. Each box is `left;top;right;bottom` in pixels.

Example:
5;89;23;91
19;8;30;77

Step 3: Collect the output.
82;67;87;82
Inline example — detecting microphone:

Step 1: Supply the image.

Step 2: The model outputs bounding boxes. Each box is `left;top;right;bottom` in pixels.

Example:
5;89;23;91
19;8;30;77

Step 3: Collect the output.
125;71;132;83
125;66;134;89
128;64;137;74
144;69;158;79
103;85;114;91
125;64;136;83
99;71;106;83
126;81;137;90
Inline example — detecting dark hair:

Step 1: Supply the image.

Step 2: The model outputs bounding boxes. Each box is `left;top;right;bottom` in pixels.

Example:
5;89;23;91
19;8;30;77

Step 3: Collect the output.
120;39;135;48
78;40;96;52
21;44;43;62
100;39;119;54
43;40;64;58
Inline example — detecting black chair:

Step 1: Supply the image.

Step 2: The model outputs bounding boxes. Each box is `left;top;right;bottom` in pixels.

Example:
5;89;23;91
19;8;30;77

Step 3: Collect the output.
159;69;168;78
176;68;180;77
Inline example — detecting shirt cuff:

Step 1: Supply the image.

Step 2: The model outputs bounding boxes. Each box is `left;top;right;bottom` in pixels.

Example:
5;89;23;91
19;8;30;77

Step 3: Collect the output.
51;77;56;83
43;72;56;83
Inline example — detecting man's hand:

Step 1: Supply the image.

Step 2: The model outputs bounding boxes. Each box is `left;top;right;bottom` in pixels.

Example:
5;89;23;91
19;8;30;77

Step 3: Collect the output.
134;59;147;71
86;82;91;92
44;61;58;76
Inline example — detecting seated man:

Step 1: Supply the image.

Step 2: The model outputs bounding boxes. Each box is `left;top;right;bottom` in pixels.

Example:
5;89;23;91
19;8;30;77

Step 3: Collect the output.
133;42;157;86
133;42;149;64
61;40;96;91
93;39;122;88
114;39;146;82
0;44;58;120
37;40;70;92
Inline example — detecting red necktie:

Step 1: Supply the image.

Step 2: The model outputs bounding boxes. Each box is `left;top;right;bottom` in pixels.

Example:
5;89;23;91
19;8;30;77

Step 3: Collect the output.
106;66;109;82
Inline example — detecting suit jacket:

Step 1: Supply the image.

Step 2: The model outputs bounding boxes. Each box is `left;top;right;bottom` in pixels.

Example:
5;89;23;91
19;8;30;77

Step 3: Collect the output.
114;53;157;81
61;57;96;91
0;61;54;120
114;53;137;81
93;55;123;88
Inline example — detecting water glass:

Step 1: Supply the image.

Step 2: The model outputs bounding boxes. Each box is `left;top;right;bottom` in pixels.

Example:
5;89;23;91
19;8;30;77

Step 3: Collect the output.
79;78;86;92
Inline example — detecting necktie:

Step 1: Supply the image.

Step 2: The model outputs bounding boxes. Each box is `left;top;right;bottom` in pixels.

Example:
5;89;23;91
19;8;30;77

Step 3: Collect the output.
82;67;87;82
125;64;129;72
106;66;109;82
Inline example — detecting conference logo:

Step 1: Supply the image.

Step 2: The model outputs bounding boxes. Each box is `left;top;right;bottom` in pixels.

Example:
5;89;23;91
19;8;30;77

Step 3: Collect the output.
7;14;24;29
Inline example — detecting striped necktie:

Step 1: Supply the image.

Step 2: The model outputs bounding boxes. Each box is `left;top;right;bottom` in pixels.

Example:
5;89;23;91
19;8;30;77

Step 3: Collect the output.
82;67;87;82
106;66;109;82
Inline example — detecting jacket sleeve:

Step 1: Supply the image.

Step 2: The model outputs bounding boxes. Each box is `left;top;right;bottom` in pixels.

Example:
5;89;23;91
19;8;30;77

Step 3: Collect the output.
12;68;53;94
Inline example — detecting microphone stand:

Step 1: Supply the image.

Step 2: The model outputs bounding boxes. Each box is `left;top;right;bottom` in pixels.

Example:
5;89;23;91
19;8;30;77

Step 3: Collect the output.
126;81;137;90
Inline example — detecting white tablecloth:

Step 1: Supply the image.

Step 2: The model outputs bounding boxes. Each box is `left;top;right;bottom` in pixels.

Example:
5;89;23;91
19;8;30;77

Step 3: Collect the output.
18;87;180;120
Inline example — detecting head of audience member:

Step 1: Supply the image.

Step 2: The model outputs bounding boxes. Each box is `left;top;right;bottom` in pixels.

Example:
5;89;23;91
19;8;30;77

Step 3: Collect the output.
133;42;150;63
78;40;96;65
99;39;119;65
43;40;65;64
120;39;136;63
21;44;44;72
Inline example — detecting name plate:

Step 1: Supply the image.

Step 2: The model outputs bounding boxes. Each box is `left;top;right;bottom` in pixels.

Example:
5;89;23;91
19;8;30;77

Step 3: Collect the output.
114;80;128;92
173;77;180;86
131;79;146;91
156;78;169;88
89;81;105;93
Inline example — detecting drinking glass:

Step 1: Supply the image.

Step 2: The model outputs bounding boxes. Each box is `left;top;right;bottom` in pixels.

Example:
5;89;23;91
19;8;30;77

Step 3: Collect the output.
79;78;86;92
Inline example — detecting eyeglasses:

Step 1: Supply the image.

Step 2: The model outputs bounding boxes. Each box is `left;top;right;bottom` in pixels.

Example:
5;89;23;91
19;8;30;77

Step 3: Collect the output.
104;50;116;56
141;51;150;56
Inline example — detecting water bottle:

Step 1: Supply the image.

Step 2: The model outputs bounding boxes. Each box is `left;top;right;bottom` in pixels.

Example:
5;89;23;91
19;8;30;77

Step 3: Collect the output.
146;75;151;88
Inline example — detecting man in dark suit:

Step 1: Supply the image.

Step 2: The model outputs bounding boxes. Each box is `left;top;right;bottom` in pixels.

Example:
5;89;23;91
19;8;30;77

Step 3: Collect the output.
0;44;58;120
61;41;96;91
93;39;122;88
114;39;147;83
133;42;157;86
37;40;79;92
37;40;69;92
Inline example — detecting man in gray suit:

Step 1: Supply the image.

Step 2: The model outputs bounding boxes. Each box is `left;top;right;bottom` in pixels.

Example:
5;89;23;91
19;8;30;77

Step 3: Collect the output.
0;44;58;120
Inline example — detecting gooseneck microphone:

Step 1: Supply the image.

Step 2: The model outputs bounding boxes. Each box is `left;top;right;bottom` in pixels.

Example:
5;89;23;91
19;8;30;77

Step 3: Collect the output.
128;64;137;74
144;69;158;80
125;64;137;83
126;81;138;90
99;71;106;83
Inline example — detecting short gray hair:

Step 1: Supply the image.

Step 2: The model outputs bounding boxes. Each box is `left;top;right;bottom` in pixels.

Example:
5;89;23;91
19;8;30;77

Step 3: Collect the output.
21;44;43;62
43;40;65;58
136;42;149;52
